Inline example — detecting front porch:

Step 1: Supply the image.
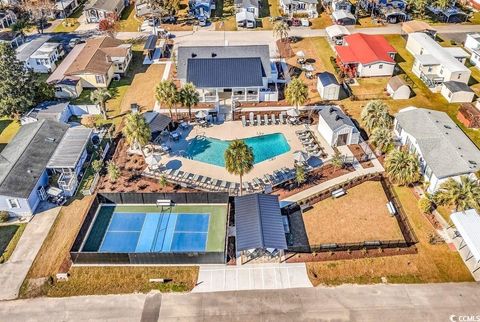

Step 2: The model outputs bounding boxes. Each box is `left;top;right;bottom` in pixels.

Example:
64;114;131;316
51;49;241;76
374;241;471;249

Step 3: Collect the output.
419;71;444;90
198;87;274;103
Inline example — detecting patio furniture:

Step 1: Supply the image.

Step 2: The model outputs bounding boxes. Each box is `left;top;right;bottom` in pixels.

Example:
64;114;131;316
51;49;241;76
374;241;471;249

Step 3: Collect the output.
279;113;285;124
271;114;277;125
257;114;262;126
252;177;263;187
332;188;346;198
160;144;171;152
195;110;208;119
241;115;247;127
180;121;189;130
201;176;210;188
170;131;180;141
287;108;300;117
293;151;310;163
220;180;228;190
264;114;269;125
249;112;255;126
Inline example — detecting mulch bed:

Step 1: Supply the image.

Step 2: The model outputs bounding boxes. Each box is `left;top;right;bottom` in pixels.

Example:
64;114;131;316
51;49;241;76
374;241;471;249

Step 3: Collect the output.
348;144;374;169
277;39;294;58
284;246;418;263
97;139;196;193
272;164;355;200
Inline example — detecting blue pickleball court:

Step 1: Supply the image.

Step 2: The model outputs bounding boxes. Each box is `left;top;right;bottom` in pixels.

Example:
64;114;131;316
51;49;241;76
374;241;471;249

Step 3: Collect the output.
98;212;210;253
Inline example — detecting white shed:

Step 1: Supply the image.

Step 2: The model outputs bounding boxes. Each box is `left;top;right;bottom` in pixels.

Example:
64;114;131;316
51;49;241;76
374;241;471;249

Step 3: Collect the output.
386;75;411;100
317;105;360;147
325;24;350;45
317;72;341;100
441;81;475;103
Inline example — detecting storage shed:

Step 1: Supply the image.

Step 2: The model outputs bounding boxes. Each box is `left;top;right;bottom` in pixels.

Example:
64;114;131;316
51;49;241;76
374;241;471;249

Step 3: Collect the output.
317;105;360;147
441;81;475;103
386;75;411;100
317;72;341;100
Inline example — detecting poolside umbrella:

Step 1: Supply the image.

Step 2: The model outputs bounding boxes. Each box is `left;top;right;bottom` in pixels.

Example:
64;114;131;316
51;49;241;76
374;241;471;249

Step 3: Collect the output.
287;108;300;117
293;151;309;163
145;153;161;165
195;110;208;119
296;50;305;57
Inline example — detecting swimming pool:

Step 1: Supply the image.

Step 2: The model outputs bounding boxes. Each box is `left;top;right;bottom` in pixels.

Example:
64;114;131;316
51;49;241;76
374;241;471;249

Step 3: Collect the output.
186;133;291;167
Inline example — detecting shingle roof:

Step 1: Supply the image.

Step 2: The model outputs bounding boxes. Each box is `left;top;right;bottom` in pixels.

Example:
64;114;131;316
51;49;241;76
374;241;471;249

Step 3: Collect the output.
144;111;172;133
388;75;408;91
318;105;358;132
25;101;70;122
0;120;69;198
395;107;480;178
443;81;474;93
186;57;264;88
335;33;397;65
15;35;50;62
64;36;125;75
235;194;287;251
47;126;92;169
318;72;339;87
234;0;259;8
85;0;123;12
177;45;271;81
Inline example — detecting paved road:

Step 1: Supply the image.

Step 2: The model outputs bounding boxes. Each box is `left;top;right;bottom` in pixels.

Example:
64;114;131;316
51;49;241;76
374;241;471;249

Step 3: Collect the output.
0;206;60;301
2;282;480;321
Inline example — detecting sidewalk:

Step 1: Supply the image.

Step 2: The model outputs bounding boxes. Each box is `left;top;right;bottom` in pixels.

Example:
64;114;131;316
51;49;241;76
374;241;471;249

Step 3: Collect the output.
0;206;60;300
283;158;384;202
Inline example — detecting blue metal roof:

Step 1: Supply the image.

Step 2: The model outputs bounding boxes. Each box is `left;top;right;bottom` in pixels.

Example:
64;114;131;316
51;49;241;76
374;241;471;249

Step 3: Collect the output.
186;57;265;88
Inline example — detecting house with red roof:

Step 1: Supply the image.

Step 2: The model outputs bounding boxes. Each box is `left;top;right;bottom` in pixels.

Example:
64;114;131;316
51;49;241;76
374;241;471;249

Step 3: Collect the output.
334;33;397;78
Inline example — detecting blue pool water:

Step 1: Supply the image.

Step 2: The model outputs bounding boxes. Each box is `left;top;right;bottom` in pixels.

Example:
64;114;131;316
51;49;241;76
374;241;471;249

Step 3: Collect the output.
186;133;291;167
98;212;210;253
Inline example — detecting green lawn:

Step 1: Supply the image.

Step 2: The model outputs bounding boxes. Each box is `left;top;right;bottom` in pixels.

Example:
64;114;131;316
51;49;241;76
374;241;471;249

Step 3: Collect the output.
52;1;84;33
0;224;26;263
117;4;142;32
0;118;20;152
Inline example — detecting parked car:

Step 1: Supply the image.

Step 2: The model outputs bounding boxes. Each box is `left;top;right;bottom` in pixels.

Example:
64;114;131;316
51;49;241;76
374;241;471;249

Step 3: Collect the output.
198;16;207;26
290;18;301;27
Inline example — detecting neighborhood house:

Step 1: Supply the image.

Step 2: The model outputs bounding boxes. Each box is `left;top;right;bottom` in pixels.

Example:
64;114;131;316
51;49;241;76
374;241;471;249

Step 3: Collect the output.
394;107;480;193
177;45;281;103
0;120;92;217
279;0;318;18
84;0;126;23
335;33;397;78
465;33;480;69
47;36;132;98
406;32;470;92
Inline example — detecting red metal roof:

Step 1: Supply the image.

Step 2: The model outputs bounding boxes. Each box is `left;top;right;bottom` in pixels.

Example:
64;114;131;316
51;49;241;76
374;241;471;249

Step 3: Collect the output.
335;33;397;65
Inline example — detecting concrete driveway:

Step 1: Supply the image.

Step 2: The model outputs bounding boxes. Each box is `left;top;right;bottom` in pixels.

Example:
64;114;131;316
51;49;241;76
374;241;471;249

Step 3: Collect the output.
0;206;60;300
193;263;312;292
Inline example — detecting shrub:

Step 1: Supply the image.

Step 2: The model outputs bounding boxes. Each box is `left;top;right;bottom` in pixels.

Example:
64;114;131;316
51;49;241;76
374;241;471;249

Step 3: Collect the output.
0;211;9;223
418;196;432;214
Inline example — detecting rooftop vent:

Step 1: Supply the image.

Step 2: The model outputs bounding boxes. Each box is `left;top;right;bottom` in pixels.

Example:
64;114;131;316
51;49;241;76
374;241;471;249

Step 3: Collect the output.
335;115;343;121
469;160;478;165
191;53;197;58
329;107;335;114
444;125;452;129
45;137;55;143
211;53;217;57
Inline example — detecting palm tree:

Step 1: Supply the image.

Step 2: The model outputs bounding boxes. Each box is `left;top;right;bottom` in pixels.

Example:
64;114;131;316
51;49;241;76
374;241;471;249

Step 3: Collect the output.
361;100;392;133
370;127;393;154
90;88;111;120
10;19;28;36
158;175;168;189
434;0;450;10
385;149;420;185
295;165;306;187
331;152;344;173
273;20;290;43
224;140;254;196
155;80;179;119
434;176;480;211
285;78;308;111
107;161;120;183
179;83;199;119
122;112;151;153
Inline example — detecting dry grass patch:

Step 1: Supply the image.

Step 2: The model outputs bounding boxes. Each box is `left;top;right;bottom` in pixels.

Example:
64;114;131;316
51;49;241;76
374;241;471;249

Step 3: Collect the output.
26;197;94;279
46;266;199;297
120;64;166;113
350;77;390;100
310;12;333;29
307;186;473;285
303;181;404;244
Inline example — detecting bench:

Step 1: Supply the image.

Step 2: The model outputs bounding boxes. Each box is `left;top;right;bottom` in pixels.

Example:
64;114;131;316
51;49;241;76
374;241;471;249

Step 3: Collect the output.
386;201;396;216
331;188;346;198
156;199;174;207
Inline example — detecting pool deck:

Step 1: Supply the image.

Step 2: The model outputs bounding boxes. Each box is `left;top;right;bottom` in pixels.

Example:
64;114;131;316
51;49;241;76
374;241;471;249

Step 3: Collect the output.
154;121;335;183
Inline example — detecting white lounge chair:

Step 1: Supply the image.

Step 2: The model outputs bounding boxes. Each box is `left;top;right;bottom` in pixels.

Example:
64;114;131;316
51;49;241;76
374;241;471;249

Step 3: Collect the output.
271;114;277;125
257;114;262;126
241;115;247;127
279;113;285;124
264;114;269;125
249;112;255;126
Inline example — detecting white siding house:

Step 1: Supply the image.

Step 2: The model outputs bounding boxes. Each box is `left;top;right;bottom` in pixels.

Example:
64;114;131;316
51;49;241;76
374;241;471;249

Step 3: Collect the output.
440;81;475;103
279;0;318;18
406;32;471;92
465;33;480;69
26;42;64;73
394;107;480;193
317;106;360;147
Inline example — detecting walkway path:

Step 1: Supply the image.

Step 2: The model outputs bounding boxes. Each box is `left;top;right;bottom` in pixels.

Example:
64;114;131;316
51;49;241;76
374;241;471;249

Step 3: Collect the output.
2;282;480;321
0;206;60;301
193;263;312;293
282;158;384;202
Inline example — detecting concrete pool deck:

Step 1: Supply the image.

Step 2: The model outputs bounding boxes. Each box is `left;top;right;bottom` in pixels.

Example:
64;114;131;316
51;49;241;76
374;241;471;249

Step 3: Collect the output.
154;121;335;183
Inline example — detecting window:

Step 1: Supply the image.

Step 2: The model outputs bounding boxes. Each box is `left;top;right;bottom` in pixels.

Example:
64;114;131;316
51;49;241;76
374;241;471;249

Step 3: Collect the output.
458;74;461;79
95;75;105;84
428;66;432;73
379;64;383;69
448;92;452;98
7;198;19;209
55;87;63;92
440;68;443;75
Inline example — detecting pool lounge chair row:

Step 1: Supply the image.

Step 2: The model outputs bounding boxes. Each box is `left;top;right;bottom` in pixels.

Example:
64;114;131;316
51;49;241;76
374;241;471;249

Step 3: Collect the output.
241;112;288;127
296;129;322;157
